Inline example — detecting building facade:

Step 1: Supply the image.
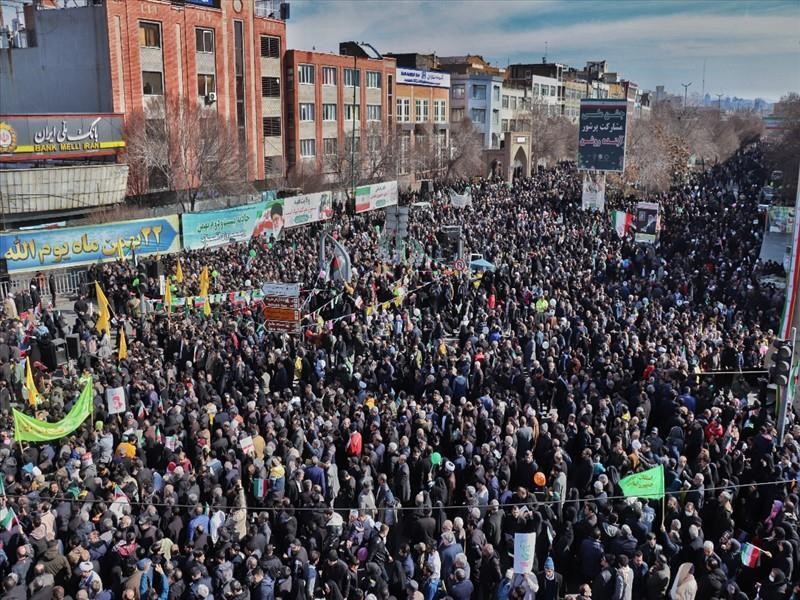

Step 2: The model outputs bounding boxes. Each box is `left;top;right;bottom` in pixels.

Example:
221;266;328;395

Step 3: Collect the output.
499;83;532;135
283;43;396;182
0;0;288;185
448;74;504;148
394;68;450;180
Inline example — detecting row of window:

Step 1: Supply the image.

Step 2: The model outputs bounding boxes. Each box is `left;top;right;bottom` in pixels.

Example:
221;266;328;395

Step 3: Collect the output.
297;103;382;121
142;71;216;97
297;65;382;88
139;21;217;54
501;95;532;111
451;84;501;101
299;136;377;158
396;99;447;123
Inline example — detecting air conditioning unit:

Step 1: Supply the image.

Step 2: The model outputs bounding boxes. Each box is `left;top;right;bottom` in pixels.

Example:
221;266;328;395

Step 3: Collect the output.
205;92;217;105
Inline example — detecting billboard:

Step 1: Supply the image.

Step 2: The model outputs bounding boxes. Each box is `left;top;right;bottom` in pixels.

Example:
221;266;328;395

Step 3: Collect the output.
581;173;606;211
0;114;125;161
355;180;398;214
577;100;627;172
182;202;268;250
633;202;660;244
0;215;180;272
283;191;334;229
395;68;451;88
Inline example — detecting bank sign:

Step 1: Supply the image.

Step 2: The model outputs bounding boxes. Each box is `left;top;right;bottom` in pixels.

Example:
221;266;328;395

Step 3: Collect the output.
396;68;450;88
0;114;125;161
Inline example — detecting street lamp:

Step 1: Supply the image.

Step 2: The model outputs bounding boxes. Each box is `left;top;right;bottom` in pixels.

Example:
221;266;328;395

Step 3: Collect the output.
681;82;692;109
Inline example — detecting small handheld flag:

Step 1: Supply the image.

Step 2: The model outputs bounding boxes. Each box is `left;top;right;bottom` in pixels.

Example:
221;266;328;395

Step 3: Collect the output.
25;357;41;408
619;465;665;499
741;542;762;568
118;328;128;361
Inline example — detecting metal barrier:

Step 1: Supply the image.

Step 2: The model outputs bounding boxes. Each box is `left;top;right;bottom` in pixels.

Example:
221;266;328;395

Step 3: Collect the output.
0;269;87;301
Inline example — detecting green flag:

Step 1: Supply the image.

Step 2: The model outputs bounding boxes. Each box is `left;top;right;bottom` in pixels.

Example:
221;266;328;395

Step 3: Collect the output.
13;377;94;443
619;465;665;499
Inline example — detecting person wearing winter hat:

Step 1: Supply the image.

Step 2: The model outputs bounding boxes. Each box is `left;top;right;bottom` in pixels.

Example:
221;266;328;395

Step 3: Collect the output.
537;556;563;600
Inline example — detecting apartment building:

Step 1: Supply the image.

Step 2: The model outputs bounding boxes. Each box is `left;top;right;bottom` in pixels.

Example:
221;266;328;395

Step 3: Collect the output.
283;42;396;180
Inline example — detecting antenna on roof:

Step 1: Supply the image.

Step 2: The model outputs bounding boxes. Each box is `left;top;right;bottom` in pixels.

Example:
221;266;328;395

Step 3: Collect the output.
543;41;548;64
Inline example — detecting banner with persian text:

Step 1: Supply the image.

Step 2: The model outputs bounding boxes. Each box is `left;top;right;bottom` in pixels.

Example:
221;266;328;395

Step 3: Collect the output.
578;99;628;172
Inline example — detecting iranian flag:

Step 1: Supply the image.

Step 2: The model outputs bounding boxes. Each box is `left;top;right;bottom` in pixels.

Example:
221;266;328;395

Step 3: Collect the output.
612;211;633;238
741;542;762;568
0;507;19;531
253;478;268;498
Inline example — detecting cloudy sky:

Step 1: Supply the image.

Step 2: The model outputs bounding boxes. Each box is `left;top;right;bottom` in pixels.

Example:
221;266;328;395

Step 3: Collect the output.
287;0;800;101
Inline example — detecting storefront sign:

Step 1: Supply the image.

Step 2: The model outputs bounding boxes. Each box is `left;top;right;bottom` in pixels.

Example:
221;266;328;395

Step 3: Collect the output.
0;114;125;160
0;215;180;272
396;69;450;88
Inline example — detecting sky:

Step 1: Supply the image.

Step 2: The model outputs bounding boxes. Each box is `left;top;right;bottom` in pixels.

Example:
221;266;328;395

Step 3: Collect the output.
287;0;800;101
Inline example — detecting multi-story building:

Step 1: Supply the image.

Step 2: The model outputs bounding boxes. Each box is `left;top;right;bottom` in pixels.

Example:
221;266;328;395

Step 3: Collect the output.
499;83;531;134
283;42;396;182
563;79;588;123
394;67;450;180
508;62;567;117
0;0;288;187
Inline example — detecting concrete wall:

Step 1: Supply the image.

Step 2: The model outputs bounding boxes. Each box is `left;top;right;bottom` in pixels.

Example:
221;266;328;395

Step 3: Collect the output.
0;5;113;113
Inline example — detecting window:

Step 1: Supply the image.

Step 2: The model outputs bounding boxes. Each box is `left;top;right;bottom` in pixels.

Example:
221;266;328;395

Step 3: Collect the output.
397;98;410;123
262;117;281;137
510;97;517;110
322;66;337;86
434;100;446;123
345;104;360;121
298;65;315;85
492;109;499;125
261;77;280;97
234;20;245;141
344;68;360;87
550;86;557;96
502;95;509;109
366;71;381;88
300;139;316;157
322;103;337;121
471;108;486;123
472;85;486;100
142;71;164;95
493;86;500;101
299;103;315;121
534;84;540;96
196;28;214;53
367;135;381;153
367;104;381;121
323;138;337;156
260;35;280;58
452;84;465;99
501;119;509;132
542;86;549;97
197;74;216;97
451;107;465;122
264;156;280;176
415;99;429;122
139;21;161;48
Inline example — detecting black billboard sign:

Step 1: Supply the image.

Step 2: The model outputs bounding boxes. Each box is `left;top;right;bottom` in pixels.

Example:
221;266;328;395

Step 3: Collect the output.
578;99;627;172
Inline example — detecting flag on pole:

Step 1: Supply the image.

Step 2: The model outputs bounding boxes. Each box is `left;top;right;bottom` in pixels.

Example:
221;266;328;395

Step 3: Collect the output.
95;282;111;335
199;266;210;298
117;328;128;361
175;259;184;283
253;478;268;498
0;507;19;531
619;465;665;499
203;299;211;318
612;211;634;238
25;357;41;407
0;476;5;496
741;542;762;568
164;283;172;314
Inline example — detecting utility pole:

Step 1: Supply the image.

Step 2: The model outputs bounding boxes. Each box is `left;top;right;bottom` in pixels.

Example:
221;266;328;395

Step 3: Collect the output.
701;59;706;104
715;93;724;114
681;82;692;109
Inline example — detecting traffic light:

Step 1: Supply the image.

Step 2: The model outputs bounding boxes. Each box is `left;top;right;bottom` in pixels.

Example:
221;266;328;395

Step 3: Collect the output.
772;339;793;386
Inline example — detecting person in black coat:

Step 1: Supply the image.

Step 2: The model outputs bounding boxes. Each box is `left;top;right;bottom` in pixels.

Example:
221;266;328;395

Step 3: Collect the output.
696;558;726;600
536;557;563;600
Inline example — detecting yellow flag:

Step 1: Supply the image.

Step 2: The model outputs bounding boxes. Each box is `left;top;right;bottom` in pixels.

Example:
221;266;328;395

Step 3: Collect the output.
95;282;111;335
118;328;128;361
164;283;172;313
199;267;210;298
203;300;211;317
175;260;184;284
25;357;41;408
117;242;124;261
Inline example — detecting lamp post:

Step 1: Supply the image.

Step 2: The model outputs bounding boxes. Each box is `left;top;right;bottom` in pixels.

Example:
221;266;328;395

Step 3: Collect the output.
681;82;692;109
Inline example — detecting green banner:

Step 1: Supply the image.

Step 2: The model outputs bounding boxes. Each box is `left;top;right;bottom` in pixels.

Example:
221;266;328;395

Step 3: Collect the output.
13;378;94;442
619;464;664;499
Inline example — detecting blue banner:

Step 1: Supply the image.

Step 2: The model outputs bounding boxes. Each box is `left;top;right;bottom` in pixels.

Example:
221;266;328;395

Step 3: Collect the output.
0;215;180;272
181;202;268;250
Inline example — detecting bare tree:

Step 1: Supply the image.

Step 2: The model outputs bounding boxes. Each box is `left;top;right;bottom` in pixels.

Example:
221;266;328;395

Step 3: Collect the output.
765;93;800;199
125;95;252;210
445;118;485;180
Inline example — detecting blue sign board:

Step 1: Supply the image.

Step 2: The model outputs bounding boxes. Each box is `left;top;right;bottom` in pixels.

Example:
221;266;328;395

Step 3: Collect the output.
0;215;181;272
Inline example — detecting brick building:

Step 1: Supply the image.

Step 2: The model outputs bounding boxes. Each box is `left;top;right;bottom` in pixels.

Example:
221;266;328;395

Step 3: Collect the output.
283;42;396;182
1;0;287;185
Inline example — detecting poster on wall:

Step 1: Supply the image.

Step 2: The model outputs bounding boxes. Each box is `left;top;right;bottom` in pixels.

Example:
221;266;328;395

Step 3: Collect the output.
0;215;180;272
355;180;399;214
633;202;660;244
181;202;267;250
581;172;606;211
578;99;628;172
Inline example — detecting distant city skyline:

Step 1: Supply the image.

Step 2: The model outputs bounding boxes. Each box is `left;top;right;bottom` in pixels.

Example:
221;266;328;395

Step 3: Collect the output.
287;0;800;102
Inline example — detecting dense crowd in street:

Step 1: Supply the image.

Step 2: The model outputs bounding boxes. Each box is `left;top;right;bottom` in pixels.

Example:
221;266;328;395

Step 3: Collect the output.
0;144;798;600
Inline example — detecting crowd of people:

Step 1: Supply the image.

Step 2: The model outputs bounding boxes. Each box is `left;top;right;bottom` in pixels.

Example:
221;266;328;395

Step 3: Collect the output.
0;144;797;600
